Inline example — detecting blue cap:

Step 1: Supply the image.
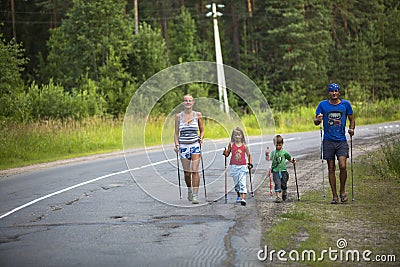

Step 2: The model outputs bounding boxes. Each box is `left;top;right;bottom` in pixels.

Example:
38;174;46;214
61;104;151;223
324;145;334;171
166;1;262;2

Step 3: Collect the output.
328;83;340;92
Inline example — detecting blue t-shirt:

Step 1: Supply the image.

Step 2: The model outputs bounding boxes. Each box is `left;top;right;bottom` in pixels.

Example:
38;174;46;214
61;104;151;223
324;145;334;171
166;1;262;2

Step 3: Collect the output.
316;99;353;142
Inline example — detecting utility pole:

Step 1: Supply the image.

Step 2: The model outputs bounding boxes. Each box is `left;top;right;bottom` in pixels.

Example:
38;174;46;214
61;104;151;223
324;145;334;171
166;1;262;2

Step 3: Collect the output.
134;0;139;35
206;2;229;114
11;0;17;48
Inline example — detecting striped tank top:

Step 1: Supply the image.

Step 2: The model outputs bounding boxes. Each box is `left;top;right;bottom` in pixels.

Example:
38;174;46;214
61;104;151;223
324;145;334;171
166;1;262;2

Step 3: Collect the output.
178;111;200;144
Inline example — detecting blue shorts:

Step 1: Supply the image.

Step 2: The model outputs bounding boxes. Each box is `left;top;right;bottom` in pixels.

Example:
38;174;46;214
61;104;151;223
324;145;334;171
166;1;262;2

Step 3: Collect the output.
323;140;349;160
179;143;201;159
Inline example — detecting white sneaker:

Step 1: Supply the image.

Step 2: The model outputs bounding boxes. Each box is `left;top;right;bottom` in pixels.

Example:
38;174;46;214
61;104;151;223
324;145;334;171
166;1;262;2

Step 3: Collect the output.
192;194;199;204
188;191;193;201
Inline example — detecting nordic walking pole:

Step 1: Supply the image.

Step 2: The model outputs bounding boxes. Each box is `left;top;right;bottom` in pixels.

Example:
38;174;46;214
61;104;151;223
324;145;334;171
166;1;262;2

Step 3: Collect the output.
269;171;273;199
320;125;326;200
350;135;354;202
224;148;228;204
266;147;273;199
293;158;300;201
248;163;254;197
176;151;182;199
200;143;207;199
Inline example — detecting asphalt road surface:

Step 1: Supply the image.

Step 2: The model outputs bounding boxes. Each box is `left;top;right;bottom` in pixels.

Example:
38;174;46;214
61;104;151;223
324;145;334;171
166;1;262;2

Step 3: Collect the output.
0;122;399;267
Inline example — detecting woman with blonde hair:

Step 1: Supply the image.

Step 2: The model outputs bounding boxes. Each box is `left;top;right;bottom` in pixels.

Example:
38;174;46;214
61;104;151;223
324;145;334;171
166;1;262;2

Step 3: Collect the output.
174;95;204;204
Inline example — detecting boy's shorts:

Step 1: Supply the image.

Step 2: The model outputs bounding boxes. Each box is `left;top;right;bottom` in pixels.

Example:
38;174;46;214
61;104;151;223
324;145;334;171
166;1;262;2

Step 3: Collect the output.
179;143;201;159
323;140;349;160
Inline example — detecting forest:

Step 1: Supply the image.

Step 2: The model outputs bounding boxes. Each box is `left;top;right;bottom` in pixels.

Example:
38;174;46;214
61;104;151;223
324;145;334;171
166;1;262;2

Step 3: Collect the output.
1;0;400;122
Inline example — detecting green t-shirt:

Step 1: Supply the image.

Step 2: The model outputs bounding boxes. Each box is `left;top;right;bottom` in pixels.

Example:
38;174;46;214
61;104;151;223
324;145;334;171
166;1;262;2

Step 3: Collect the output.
270;149;292;172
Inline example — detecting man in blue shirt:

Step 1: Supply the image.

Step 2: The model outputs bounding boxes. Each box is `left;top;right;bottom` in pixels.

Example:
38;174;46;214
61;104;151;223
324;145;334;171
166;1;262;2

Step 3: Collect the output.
314;83;355;204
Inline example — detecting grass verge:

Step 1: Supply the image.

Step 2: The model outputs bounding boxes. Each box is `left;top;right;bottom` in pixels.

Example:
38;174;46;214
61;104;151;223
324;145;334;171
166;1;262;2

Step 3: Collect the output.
0;118;123;170
261;152;400;266
1;100;399;170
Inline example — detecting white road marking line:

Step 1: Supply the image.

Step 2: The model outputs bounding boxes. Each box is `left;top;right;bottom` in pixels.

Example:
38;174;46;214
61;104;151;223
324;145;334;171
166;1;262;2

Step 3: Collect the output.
0;169;125;219
0;161;170;220
1;142;272;220
0;137;305;219
3;124;398;220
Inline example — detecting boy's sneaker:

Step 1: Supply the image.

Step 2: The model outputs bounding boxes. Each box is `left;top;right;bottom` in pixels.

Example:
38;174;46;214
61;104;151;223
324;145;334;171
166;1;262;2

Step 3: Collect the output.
192;194;199;204
282;190;287;201
275;197;282;203
240;199;247;206
188;191;193;201
236;197;242;203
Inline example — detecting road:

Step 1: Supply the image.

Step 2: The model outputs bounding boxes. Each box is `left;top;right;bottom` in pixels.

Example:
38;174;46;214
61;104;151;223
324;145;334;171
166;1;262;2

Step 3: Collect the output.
0;122;399;267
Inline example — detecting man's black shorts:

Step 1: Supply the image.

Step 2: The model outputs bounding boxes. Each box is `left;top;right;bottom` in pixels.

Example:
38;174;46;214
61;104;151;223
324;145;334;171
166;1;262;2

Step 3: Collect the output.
323;140;349;160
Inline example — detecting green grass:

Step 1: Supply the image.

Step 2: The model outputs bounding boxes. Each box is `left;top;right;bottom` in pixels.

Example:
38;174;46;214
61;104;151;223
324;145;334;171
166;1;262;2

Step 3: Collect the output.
0;117;123;169
274;105;317;133
262;147;400;266
368;133;400;182
273;98;400;133
1;99;400;170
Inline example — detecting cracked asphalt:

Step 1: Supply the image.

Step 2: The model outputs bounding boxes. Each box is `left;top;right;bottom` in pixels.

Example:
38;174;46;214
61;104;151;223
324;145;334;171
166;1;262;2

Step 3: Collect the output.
1;122;399;266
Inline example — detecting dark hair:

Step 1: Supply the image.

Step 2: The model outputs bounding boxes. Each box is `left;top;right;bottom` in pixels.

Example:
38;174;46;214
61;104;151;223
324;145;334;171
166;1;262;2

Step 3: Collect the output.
273;135;284;145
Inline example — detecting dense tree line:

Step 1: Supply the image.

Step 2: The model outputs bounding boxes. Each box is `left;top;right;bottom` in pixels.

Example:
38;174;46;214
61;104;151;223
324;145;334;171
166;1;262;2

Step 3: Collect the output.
1;0;399;121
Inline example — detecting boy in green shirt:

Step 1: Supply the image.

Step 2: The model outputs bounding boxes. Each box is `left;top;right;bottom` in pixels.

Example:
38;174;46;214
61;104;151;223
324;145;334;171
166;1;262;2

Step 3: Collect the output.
270;135;296;203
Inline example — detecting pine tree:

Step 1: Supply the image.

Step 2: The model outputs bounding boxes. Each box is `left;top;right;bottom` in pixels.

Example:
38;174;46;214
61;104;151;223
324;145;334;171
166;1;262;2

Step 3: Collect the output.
38;0;134;89
168;7;200;64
